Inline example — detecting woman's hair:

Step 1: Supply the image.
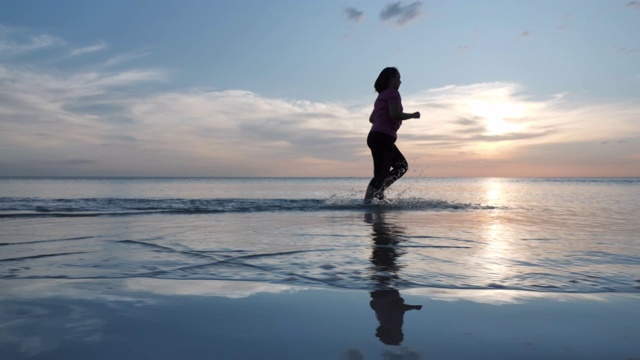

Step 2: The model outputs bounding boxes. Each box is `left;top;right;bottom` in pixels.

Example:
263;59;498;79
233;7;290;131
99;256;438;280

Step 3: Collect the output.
374;67;399;93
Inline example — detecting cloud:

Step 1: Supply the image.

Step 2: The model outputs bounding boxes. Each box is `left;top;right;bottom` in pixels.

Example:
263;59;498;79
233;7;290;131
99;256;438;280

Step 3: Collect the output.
70;41;108;56
454;117;479;127
451;117;486;135
0;52;367;176
122;90;366;170
618;47;638;55
380;1;423;26
102;50;150;67
0;33;65;55
397;83;640;176
405;83;551;145
0;25;66;55
344;7;364;23
0;64;165;115
0;53;166;167
626;1;640;10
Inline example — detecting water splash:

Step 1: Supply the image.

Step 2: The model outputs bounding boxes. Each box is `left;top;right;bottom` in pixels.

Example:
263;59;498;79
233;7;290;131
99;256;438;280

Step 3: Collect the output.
324;193;496;211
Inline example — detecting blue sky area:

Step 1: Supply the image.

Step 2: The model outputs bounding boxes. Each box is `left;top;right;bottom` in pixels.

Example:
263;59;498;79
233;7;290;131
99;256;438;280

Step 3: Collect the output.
1;1;639;177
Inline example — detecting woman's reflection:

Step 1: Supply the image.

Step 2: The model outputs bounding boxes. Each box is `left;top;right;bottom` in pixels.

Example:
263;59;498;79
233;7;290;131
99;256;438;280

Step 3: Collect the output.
365;209;422;346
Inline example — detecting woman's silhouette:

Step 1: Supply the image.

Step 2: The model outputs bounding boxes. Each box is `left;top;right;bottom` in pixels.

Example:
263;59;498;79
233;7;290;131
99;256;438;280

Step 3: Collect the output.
364;67;421;204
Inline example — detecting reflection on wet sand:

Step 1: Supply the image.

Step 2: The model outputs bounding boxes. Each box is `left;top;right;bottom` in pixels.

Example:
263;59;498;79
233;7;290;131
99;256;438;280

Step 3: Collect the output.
365;209;422;346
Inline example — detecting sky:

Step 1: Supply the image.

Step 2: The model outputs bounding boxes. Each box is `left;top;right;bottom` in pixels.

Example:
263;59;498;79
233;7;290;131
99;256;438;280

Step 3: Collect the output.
0;0;639;177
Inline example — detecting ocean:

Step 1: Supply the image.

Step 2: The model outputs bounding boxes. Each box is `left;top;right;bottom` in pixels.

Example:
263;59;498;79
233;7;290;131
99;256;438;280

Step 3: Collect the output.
1;177;639;294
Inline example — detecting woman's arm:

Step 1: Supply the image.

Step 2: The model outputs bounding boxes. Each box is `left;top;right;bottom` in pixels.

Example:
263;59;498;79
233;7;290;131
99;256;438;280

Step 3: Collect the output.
389;103;420;120
369;110;375;123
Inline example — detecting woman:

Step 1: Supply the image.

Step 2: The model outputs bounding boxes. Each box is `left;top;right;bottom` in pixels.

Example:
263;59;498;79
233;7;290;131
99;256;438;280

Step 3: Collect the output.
365;67;420;204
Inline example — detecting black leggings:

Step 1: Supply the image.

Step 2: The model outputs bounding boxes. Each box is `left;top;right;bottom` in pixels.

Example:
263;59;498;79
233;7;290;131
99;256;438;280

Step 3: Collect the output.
367;131;408;190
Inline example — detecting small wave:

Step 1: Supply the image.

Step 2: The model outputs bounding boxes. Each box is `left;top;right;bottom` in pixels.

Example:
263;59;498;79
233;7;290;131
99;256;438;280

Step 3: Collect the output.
0;251;88;262
0;196;495;218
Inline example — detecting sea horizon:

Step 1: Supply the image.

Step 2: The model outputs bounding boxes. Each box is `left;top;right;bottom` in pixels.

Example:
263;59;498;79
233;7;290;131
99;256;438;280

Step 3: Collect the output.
2;175;639;179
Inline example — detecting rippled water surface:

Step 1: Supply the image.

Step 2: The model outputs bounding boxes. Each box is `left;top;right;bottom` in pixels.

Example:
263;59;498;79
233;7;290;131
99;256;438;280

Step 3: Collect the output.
1;177;639;293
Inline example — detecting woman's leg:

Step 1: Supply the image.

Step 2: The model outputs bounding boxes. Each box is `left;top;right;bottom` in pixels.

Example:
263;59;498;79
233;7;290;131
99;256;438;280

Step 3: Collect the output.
381;145;408;191
365;132;395;203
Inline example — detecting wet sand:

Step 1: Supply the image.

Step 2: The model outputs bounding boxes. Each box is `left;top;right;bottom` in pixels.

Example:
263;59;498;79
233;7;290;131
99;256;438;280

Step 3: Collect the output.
1;279;639;360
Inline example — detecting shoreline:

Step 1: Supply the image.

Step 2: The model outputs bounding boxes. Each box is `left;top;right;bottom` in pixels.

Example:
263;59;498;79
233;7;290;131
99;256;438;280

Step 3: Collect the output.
2;278;639;359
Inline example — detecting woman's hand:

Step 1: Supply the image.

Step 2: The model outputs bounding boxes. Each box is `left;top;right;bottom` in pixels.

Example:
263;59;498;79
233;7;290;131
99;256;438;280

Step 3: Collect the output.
413;112;421;119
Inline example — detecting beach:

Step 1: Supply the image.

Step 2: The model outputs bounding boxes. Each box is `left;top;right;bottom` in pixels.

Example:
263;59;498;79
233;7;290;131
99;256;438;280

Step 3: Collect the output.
1;177;639;359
